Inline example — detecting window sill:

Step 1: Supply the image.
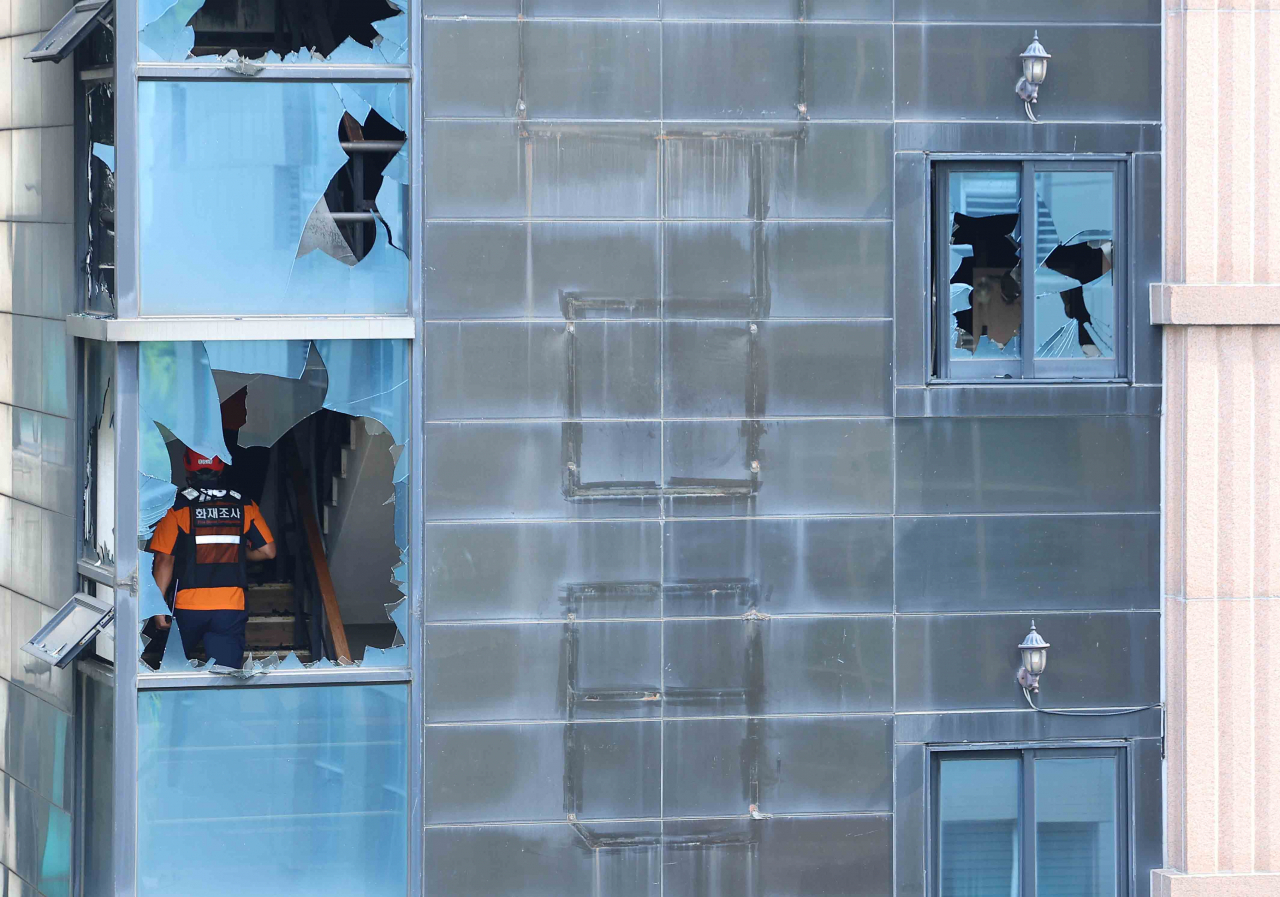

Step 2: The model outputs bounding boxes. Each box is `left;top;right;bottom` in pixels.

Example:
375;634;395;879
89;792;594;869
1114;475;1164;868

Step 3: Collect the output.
898;383;1160;417
137;665;411;690
66;313;416;342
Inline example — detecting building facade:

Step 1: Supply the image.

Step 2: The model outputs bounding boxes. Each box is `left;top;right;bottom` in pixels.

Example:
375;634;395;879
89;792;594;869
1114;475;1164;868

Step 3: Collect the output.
0;0;1251;895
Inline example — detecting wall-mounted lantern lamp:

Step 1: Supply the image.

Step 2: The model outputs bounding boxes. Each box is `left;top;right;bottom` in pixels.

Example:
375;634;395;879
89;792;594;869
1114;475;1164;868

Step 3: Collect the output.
1015;31;1052;123
1016;621;1050;693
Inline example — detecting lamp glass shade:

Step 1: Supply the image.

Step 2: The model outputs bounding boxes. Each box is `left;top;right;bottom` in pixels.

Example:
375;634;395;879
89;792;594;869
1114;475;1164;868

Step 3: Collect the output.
1023;55;1048;85
1023;646;1048;675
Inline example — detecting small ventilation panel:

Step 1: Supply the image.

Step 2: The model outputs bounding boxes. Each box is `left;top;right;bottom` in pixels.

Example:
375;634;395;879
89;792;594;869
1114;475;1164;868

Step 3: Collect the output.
26;0;113;63
22;592;115;667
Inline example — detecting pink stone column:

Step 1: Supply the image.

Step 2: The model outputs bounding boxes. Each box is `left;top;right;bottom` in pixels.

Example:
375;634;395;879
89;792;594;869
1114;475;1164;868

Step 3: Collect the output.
1156;2;1280;894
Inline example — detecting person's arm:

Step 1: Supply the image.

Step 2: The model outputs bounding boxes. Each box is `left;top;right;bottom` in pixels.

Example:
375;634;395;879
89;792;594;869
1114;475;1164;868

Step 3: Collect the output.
246;541;276;562
151;554;175;630
244;502;277;562
148;508;182;631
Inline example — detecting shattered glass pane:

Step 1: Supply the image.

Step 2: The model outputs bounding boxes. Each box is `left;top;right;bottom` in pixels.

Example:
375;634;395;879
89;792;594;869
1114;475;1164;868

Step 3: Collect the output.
314;339;409;445
139;82;409;315
1034;171;1116;360
947;170;1022;361
137;684;408;896
81;341;116;564
210;350;328;449
139;0;408;65
139;342;229;467
86;81;115;313
138;340;411;674
204;340;309;379
138;424;177;539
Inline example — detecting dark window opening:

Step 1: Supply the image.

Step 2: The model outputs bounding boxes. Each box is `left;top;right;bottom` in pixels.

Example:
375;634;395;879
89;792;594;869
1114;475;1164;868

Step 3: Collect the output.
141;0;407;64
84;80;115;311
189;0;397;59
318;110;407;264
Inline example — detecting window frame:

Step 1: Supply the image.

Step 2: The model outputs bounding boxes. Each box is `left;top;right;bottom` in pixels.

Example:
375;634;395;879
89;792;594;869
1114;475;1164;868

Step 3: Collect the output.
932;158;1129;383
928;743;1131;897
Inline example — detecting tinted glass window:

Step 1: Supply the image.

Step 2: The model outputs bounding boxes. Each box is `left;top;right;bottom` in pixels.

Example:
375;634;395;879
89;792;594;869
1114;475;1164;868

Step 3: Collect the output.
938;757;1020;897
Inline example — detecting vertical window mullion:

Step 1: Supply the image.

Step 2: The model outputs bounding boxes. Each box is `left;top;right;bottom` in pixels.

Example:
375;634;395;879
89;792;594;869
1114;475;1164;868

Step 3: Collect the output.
1022;749;1037;897
1118;161;1129;381
935;166;951;381
1117;749;1131;897
1021;163;1037;379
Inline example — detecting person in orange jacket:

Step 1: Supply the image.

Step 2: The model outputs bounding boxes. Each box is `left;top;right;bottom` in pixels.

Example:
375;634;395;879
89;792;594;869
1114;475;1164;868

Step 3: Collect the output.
147;448;277;669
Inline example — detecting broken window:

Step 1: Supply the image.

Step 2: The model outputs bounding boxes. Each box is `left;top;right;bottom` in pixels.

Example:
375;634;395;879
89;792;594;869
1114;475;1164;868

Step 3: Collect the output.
934;161;1124;381
82;341;116;568
1034;170;1117;364
137;339;410;675
138;81;409;314
139;0;407;64
84;78;116;312
74;339;118;663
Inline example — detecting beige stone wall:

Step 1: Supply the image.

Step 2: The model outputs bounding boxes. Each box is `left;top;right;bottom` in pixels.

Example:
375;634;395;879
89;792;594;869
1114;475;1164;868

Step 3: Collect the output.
1158;1;1280;894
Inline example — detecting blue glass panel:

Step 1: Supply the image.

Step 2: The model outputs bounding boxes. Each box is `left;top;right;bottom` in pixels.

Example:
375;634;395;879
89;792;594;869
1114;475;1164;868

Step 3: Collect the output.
139;82;409;315
138;342;225;538
78;670;113;897
203;341;310;379
138;685;408;897
139;341;229;466
0;774;72;897
1035;757;1118;897
40;799;71;897
314;340;410;446
938;757;1019;897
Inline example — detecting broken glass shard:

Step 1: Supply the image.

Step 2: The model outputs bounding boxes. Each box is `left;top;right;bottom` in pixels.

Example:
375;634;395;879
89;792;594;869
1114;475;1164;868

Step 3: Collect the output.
376;148;410;253
139;342;229;464
314;339;409;445
86;79;116;311
204;341;309;380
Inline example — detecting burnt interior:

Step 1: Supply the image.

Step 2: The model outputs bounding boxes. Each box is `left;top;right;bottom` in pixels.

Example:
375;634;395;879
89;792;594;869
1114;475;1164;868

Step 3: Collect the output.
188;0;400;59
326;109;405;263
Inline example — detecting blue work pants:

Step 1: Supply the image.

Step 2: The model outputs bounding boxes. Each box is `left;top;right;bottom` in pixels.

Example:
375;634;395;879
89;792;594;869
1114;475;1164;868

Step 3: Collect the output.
173;609;248;669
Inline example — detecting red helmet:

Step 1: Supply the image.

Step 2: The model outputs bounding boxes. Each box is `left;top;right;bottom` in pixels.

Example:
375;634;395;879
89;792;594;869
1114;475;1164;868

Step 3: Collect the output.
183;449;226;474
